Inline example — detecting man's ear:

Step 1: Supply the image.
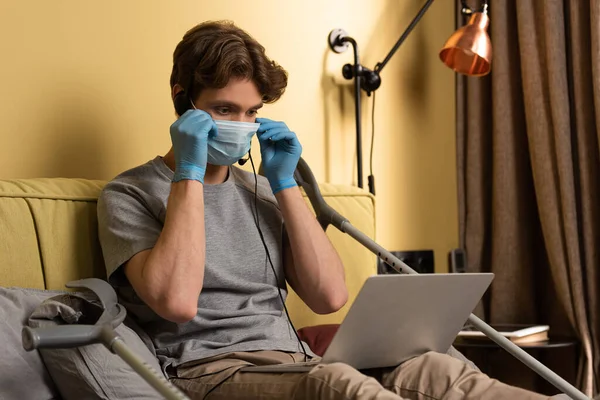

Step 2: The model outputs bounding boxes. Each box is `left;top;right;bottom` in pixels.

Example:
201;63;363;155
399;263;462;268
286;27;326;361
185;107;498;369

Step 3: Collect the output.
172;84;192;117
172;84;184;101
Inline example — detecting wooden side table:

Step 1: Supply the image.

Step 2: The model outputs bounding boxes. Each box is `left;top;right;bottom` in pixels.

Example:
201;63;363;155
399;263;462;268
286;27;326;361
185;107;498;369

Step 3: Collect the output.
453;338;579;395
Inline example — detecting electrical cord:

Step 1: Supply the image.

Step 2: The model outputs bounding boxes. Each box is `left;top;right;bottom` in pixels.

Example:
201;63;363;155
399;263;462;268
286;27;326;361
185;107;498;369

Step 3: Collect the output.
248;152;309;362
368;91;376;195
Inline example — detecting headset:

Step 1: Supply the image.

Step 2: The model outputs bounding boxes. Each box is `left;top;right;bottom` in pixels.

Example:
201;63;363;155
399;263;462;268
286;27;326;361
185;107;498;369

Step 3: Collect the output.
173;80;307;360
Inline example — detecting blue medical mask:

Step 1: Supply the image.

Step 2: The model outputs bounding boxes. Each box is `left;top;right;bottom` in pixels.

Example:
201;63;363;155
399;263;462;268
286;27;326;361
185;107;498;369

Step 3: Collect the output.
208;120;259;166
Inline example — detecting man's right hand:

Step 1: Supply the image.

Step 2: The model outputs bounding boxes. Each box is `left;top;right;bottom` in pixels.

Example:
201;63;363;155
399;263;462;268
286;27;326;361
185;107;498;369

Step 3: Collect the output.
170;109;217;183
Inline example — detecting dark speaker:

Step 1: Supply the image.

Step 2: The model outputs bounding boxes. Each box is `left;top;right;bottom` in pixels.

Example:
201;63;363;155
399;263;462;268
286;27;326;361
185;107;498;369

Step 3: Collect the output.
449;248;467;273
378;250;434;274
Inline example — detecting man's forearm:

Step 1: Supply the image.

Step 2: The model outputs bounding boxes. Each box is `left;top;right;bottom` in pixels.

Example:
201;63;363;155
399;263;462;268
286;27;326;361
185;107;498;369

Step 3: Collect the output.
276;186;347;314
141;180;206;320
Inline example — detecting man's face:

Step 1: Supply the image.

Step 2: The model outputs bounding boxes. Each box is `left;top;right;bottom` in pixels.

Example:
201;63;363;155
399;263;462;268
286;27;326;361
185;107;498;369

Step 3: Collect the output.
194;78;263;123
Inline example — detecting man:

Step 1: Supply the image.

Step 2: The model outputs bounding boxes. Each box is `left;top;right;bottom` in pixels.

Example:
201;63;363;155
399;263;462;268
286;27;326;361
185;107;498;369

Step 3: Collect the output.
98;20;550;399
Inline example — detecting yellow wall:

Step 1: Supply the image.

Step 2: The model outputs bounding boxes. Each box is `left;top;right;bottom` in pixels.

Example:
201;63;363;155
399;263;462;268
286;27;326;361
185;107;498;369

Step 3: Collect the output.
0;0;457;272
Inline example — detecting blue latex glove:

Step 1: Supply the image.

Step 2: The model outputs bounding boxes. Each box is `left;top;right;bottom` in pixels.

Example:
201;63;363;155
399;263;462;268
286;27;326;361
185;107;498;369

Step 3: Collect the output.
169;109;217;183
256;118;302;194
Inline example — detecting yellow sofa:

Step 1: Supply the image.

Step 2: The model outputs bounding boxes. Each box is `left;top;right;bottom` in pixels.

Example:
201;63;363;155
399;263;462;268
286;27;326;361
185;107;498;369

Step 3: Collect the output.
0;178;376;329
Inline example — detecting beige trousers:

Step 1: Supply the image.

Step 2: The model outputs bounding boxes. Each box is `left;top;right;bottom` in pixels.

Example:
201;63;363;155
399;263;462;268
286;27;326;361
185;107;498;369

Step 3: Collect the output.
170;350;550;400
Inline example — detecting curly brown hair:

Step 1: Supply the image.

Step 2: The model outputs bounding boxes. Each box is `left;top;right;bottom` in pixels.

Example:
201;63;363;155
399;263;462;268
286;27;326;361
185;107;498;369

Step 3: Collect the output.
170;21;288;106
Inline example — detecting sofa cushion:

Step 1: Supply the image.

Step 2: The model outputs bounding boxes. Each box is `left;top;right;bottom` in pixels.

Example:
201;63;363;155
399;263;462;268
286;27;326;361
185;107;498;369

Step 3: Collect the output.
28;292;165;400
0;287;60;400
0;178;106;290
0;199;45;288
286;183;377;329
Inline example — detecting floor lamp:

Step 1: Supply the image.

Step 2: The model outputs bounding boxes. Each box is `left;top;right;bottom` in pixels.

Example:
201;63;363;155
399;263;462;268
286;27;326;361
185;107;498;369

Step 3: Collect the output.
328;0;492;194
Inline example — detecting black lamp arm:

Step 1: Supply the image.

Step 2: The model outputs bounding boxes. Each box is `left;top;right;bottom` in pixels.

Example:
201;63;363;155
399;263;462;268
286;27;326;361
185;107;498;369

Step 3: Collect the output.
374;0;436;75
331;0;437;95
374;0;490;78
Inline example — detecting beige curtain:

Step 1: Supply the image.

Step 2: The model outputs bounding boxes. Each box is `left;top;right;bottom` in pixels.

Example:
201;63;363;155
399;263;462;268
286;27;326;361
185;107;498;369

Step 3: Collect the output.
457;0;599;396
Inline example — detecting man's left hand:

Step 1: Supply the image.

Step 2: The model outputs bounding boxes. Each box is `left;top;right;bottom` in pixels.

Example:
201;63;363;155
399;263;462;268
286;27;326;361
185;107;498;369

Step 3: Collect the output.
256;118;302;194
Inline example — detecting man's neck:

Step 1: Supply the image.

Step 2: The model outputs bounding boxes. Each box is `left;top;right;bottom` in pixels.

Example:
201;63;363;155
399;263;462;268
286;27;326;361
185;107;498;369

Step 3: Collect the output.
163;148;229;185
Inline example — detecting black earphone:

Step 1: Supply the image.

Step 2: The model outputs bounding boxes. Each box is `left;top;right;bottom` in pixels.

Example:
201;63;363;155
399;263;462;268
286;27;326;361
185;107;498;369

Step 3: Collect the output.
173;91;193;117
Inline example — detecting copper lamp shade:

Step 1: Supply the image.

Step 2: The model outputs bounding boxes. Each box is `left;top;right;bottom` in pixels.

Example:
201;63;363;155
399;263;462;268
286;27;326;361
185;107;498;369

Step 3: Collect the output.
439;12;492;76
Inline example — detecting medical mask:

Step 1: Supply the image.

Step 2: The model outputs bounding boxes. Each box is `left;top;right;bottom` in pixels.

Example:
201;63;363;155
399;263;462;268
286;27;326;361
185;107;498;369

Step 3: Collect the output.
208;120;260;166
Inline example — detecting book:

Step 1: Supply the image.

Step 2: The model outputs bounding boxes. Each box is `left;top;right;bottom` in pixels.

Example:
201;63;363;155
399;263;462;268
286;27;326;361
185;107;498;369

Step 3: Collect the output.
456;324;550;344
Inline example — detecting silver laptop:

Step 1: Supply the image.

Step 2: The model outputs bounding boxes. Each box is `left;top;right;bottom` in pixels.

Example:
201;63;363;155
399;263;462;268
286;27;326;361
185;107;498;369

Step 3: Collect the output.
241;273;493;373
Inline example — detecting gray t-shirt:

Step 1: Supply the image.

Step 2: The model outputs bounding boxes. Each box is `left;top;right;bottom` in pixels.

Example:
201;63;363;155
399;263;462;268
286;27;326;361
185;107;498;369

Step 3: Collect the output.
97;157;310;371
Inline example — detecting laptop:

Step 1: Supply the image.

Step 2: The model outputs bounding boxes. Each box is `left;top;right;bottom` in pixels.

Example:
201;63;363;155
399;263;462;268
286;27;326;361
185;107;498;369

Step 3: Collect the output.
241;273;493;373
